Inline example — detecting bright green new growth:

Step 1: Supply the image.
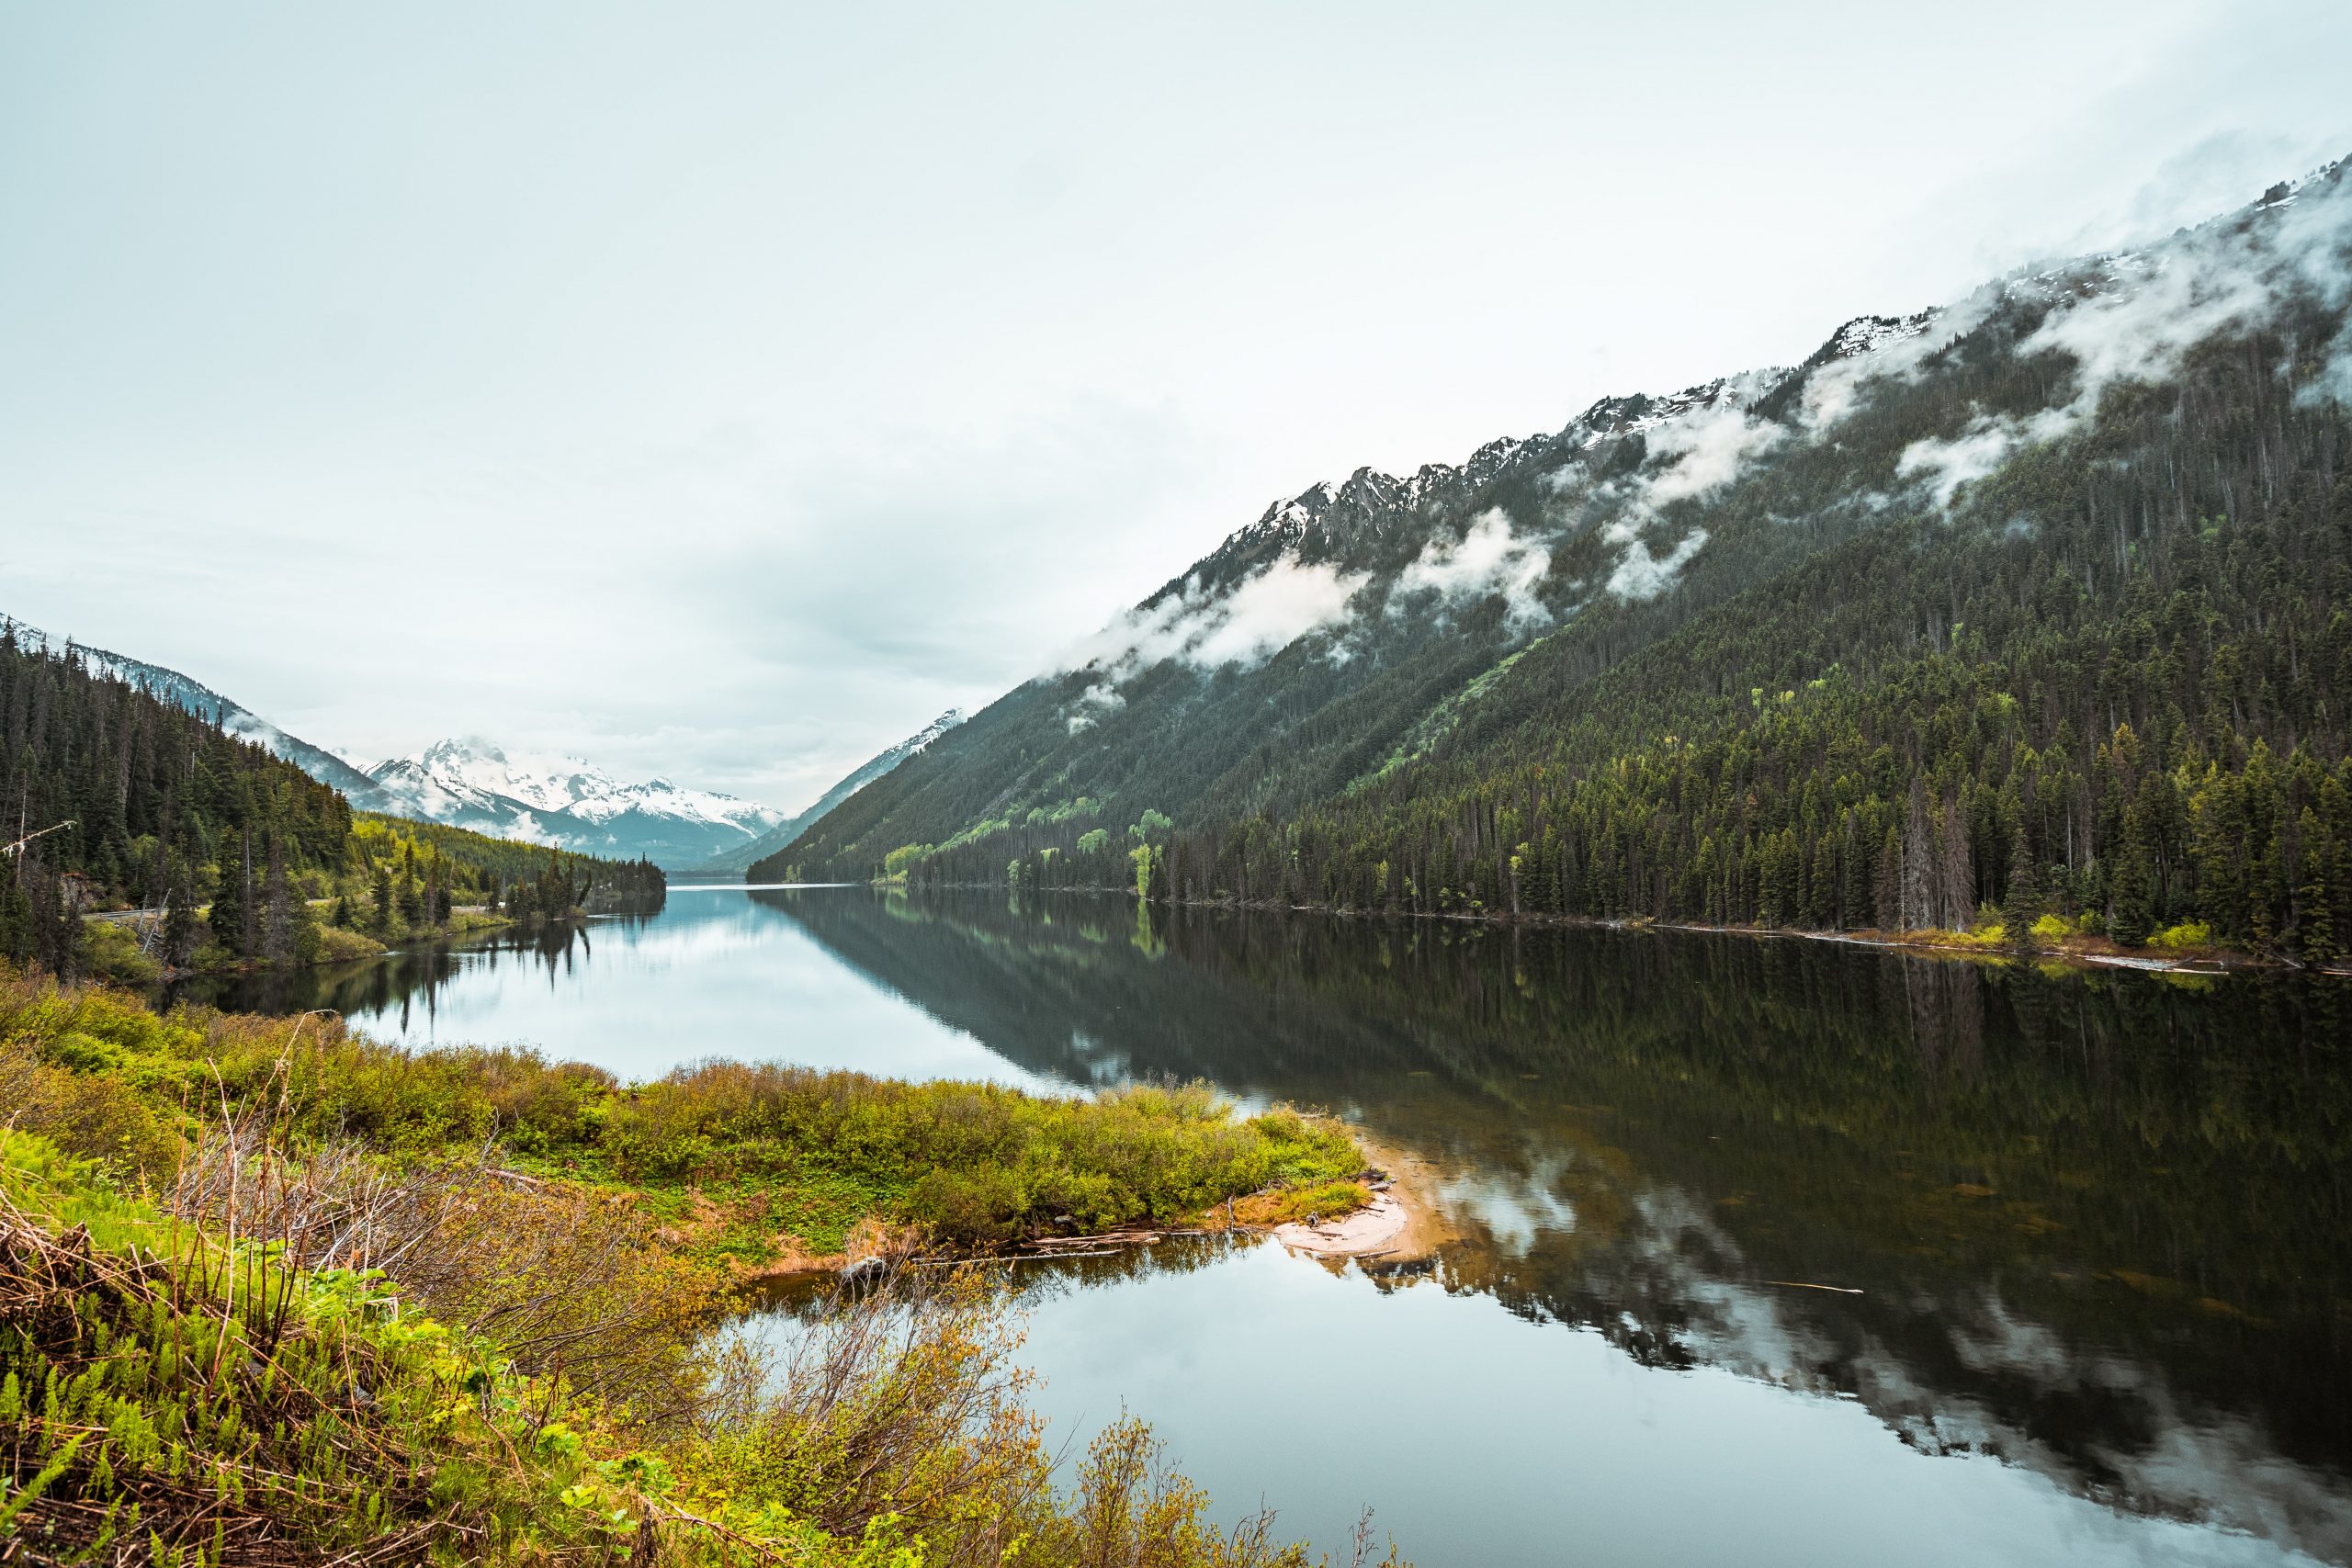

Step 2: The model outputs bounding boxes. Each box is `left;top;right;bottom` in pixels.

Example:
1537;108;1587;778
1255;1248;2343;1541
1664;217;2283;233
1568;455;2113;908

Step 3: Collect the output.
0;973;1400;1567
0;973;1363;1263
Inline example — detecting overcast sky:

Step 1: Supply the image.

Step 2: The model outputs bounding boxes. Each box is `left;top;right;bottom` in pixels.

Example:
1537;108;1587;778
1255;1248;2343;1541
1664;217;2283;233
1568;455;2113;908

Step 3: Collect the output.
4;2;2346;810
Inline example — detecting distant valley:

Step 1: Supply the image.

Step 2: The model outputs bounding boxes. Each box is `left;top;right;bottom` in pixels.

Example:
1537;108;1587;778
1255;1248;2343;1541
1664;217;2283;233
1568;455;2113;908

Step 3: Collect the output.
0;617;783;870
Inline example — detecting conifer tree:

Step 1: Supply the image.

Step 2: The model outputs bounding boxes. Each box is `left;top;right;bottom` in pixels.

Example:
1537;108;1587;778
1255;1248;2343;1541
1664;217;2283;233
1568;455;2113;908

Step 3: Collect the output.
209;830;249;957
2111;846;2157;947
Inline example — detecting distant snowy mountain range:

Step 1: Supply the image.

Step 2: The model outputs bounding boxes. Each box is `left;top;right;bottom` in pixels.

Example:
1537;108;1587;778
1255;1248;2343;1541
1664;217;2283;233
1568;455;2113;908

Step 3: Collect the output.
0;615;823;870
359;738;786;868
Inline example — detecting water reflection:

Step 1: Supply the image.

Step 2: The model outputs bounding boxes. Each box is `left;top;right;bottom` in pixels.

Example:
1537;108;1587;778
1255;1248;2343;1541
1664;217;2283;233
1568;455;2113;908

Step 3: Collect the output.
167;916;635;1026
747;888;2352;1563
189;885;2352;1563
172;892;1067;1089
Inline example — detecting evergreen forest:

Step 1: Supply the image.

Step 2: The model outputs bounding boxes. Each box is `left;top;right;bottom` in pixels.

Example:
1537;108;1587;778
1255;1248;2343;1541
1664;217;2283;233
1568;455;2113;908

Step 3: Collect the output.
0;629;664;976
768;165;2352;965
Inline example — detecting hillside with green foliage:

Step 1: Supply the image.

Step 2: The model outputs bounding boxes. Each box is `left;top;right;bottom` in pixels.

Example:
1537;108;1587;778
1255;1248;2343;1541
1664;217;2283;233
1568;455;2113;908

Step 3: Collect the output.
0;970;1389;1566
0;630;664;977
769;163;2352;960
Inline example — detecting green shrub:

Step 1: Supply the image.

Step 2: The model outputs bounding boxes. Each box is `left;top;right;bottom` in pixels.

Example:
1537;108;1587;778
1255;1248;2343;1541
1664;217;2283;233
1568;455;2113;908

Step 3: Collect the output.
0;969;1366;1257
0;976;1401;1568
75;919;163;984
315;923;387;963
905;1162;1027;1244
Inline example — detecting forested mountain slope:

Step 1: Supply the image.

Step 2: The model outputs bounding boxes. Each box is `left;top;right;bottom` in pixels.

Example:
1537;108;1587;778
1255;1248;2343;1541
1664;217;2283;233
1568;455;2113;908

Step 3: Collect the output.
0;629;663;975
0;615;380;799
769;161;2352;957
687;709;964;878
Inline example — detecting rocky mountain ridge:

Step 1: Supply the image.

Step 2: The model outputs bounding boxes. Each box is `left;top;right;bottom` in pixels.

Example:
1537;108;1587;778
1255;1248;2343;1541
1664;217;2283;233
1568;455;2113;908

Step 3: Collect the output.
762;154;2352;886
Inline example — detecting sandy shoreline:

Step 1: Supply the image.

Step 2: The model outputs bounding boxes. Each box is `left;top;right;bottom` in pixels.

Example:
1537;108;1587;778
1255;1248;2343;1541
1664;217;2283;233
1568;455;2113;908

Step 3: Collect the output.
1272;1134;1451;1264
744;1130;1454;1283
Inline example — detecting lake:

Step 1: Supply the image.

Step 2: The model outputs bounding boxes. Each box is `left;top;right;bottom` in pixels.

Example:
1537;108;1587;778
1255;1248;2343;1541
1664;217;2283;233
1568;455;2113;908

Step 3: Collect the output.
182;885;2352;1567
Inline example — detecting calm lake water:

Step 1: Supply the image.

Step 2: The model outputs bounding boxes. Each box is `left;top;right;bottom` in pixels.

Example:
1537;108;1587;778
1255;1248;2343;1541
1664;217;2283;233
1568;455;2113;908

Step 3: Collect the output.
185;886;2352;1567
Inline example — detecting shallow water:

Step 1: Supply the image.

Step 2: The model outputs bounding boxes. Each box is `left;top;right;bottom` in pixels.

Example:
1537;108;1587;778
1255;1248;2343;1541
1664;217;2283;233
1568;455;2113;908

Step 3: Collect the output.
192;885;2352;1565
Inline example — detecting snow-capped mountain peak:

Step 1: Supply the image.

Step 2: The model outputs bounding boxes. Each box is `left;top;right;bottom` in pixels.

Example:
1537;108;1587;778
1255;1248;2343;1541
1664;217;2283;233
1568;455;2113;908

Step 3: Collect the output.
367;738;785;863
904;710;966;753
5;613;786;870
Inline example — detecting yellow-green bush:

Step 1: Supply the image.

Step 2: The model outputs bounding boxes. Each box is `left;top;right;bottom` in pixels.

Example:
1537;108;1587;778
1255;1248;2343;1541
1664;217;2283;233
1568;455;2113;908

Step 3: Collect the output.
0;1124;1395;1567
74;919;163;984
2151;920;2214;950
0;972;1366;1255
602;1066;1363;1246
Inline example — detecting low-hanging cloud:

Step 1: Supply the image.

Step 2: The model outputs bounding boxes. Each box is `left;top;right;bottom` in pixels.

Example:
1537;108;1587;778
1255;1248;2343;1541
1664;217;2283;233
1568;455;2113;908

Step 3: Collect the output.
1606;525;1709;601
1838;162;2352;507
1593;400;1785;601
1390;508;1553;630
1643;403;1788;504
1896;411;2068;508
1057;551;1370;728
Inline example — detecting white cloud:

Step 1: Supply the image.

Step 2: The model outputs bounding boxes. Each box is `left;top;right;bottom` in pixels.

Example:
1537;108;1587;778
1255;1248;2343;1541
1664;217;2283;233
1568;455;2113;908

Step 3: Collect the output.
1586;401;1787;601
1065;682;1125;734
1057;551;1371;713
1188;556;1366;666
1855;163;2352;508
1606;527;1708;602
1895;410;2068;508
1643;405;1788;503
1391;508;1553;630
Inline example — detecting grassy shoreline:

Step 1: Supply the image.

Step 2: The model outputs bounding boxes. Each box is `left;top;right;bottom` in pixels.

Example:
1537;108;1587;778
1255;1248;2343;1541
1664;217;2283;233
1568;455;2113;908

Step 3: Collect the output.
0;971;1373;1272
934;882;2332;976
0;967;1397;1566
78;906;536;987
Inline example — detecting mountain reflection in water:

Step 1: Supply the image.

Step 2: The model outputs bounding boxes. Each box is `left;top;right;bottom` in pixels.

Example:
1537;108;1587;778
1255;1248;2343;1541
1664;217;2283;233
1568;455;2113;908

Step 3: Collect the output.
188;886;2352;1564
748;889;2352;1562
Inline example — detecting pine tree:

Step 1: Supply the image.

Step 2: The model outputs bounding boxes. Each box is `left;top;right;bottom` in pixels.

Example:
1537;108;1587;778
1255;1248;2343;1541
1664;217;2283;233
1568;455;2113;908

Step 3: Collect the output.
2002;812;2041;948
2111;845;2157;947
161;852;198;967
1900;784;1932;932
1872;827;1900;931
0;871;29;965
1939;795;1974;931
2295;807;2338;964
209;830;249;958
262;836;293;964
